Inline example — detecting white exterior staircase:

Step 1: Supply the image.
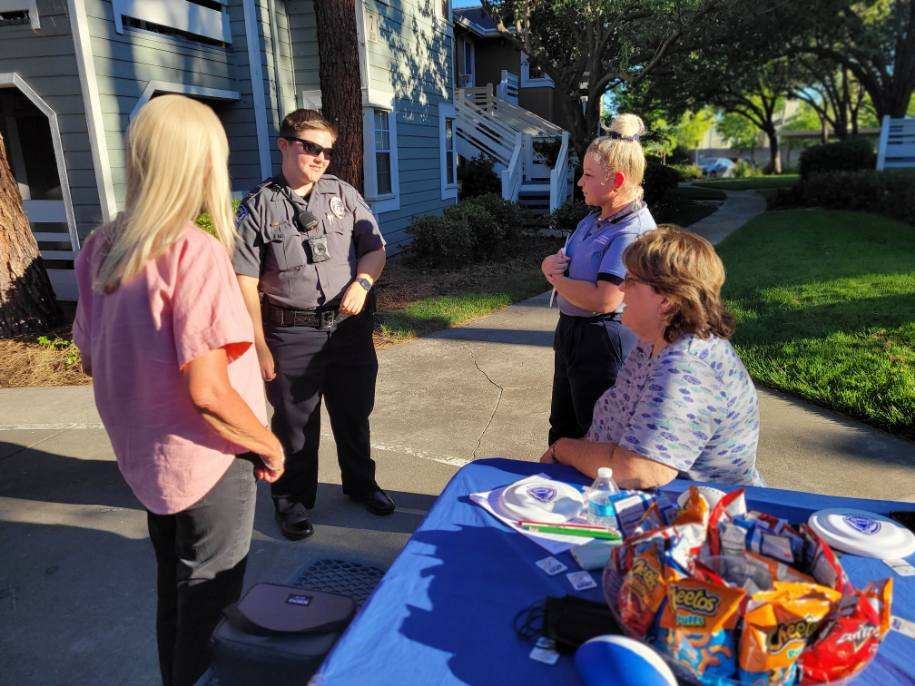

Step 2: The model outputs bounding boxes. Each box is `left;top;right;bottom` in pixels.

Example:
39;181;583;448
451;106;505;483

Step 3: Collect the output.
455;83;572;212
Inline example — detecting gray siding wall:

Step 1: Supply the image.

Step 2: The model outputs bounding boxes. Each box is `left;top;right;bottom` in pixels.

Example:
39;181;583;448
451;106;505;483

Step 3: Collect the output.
365;0;456;252
84;0;271;202
287;1;319;96
0;0;99;237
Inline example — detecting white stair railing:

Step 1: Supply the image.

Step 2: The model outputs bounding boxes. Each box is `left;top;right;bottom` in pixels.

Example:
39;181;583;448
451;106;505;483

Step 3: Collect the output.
497;69;519;105
549;131;571;212
876;115;915;170
501;133;524;202
455;95;521;167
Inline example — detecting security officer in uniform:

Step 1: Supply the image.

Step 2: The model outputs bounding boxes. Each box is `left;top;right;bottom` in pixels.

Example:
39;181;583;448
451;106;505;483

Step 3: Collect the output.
234;109;394;541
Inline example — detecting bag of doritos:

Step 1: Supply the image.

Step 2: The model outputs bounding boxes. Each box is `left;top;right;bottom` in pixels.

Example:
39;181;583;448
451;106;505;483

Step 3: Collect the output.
798;578;892;684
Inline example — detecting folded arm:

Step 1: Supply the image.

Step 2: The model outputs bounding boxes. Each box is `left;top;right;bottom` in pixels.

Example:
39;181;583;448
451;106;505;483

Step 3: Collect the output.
541;437;678;490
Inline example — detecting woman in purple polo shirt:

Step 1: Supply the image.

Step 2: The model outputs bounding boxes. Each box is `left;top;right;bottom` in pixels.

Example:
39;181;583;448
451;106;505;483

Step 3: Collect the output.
542;113;656;445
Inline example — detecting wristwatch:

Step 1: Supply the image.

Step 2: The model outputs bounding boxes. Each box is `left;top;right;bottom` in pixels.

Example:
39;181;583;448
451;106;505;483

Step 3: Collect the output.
355;276;373;292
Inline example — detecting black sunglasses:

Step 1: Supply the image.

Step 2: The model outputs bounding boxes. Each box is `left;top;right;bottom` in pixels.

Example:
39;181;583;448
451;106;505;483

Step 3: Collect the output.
283;136;334;160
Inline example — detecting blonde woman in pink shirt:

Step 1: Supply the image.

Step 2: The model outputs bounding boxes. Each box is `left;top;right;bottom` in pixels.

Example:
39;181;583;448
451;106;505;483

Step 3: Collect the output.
73;95;284;686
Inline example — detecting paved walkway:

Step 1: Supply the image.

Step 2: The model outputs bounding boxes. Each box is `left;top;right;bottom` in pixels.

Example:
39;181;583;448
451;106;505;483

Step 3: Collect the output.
1;189;912;684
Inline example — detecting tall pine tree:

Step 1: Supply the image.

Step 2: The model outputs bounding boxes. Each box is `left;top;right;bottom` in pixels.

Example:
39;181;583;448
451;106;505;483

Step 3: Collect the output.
314;1;364;191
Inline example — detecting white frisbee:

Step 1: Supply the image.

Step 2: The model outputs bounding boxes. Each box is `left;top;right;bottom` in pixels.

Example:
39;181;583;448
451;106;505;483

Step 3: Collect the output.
499;477;584;524
808;508;915;560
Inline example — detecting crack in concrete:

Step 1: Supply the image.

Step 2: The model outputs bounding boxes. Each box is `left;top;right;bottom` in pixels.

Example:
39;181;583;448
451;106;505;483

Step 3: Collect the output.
465;345;504;459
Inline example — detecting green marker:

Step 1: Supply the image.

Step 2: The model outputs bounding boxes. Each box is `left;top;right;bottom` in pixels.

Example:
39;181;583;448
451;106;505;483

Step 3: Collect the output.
520;523;621;541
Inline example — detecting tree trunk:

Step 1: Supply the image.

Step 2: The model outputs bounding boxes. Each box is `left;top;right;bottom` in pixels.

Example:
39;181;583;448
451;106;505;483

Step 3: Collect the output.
763;125;781;174
0;133;61;336
314;0;364;192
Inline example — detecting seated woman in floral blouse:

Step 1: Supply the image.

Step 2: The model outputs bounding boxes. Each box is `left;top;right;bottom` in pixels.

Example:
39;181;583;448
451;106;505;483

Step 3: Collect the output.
541;225;763;489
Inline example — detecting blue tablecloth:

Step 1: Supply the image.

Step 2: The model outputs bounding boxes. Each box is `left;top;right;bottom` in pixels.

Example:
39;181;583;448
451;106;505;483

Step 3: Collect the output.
317;458;915;685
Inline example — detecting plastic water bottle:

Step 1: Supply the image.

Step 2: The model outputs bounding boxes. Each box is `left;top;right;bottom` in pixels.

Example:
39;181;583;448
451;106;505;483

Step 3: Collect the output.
585;467;620;528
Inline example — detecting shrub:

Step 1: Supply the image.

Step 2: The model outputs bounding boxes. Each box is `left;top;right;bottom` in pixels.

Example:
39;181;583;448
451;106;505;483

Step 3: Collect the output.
550;198;590;232
670;163;703;180
406;215;475;267
442;200;503;251
800;169;915;225
732;159;762;178
798;137;876;180
470;193;529;245
643;159;681;208
669;145;693;165
458;154;501;199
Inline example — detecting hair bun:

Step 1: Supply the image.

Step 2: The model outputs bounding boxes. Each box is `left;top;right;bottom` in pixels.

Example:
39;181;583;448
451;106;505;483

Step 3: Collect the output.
608;113;646;140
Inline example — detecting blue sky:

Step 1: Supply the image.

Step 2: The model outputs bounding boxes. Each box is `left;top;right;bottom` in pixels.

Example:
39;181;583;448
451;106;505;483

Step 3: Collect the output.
453;1;482;8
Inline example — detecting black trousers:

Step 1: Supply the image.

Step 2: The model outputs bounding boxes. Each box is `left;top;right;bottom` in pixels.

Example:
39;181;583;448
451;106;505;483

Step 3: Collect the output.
548;313;630;446
265;306;378;508
146;458;256;686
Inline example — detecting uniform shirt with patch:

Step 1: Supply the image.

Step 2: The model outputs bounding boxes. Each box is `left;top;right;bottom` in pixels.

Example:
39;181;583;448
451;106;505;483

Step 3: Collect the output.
586;334;763;486
233;174;385;309
558;201;656;317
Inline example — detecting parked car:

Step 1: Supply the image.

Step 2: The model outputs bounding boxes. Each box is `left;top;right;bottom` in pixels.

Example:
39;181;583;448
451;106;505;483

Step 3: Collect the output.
697;157;736;177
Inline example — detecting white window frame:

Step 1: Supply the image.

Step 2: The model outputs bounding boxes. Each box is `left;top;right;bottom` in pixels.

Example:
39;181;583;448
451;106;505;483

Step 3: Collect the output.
362;98;400;214
433;0;452;34
0;0;39;29
520;51;554;88
439;103;458;200
461;37;475;88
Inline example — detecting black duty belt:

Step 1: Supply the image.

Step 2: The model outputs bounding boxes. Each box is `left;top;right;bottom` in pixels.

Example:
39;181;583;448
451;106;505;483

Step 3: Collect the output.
559;311;621;323
265;303;341;329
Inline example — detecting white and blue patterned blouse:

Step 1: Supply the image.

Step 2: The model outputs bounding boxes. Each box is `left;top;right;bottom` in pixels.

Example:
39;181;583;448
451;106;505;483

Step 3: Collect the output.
586;334;763;486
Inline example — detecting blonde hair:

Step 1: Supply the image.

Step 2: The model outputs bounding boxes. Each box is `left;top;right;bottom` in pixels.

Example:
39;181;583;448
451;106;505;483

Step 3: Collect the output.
623;224;735;342
93;94;235;292
587;113;647;197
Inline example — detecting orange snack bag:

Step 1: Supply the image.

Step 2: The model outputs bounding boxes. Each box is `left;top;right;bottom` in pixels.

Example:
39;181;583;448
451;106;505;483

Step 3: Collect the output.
674;486;711;527
738;586;836;685
618;546;675;639
656;578;745;681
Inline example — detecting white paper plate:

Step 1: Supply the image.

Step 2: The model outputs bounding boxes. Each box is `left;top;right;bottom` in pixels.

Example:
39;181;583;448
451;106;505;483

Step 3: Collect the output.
808;508;915;560
498;478;584;524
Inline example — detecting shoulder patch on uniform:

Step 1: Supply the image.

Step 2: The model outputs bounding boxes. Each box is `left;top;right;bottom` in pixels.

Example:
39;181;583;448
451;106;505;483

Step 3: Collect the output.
235;202;250;223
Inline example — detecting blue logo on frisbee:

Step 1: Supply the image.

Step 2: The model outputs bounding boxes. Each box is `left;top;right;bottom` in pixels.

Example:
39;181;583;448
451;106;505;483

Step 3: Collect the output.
528;486;557;503
844;515;881;535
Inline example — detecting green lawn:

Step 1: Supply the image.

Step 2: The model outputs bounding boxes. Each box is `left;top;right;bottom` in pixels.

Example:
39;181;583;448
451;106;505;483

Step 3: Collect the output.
374;237;561;344
718;209;915;438
695;174;799;191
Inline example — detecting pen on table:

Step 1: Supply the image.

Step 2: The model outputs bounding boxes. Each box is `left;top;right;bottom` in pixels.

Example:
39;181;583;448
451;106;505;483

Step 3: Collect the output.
516;519;618;531
518;523;621;541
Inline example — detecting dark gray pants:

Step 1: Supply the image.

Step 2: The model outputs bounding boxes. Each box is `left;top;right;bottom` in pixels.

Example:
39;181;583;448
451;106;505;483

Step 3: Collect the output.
548;313;630;446
265;307;378;508
146;458;256;686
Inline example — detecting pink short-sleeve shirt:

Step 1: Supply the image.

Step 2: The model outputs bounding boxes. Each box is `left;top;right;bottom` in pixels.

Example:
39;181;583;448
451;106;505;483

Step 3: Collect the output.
72;224;267;515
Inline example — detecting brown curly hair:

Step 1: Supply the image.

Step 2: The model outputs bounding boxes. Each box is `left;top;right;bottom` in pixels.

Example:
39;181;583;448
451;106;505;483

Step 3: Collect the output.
623;225;735;342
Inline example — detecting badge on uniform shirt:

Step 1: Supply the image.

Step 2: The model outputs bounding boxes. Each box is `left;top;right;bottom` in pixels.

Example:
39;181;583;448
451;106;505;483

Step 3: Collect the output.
330;196;346;218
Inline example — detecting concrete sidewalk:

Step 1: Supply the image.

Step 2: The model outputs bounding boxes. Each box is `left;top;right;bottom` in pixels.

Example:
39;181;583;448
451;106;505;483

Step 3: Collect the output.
1;188;912;684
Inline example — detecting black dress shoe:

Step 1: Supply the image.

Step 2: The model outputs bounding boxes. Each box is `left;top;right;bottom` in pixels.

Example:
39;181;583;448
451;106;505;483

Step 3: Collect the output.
273;498;315;540
347;488;396;516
